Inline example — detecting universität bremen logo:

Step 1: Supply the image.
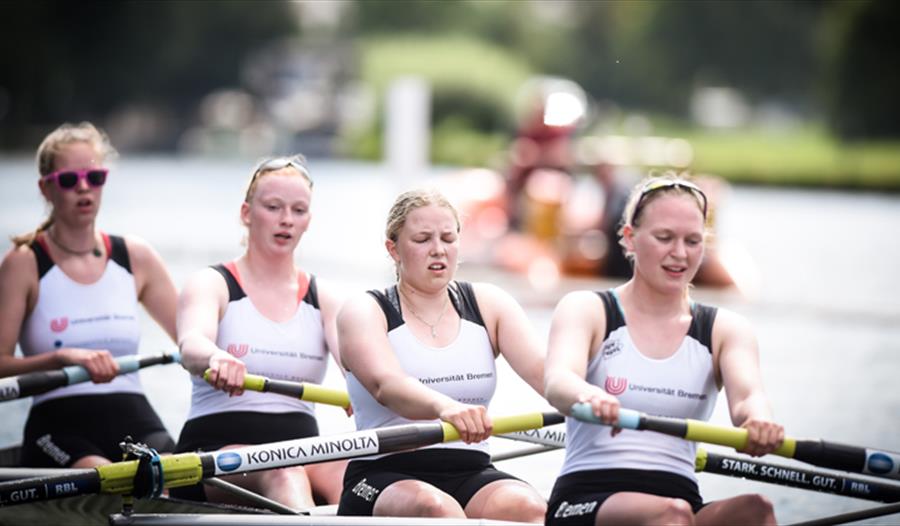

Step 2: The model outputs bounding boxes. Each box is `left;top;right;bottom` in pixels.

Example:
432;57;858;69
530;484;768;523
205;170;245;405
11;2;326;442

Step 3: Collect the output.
226;343;249;358
604;376;627;395
50;317;69;333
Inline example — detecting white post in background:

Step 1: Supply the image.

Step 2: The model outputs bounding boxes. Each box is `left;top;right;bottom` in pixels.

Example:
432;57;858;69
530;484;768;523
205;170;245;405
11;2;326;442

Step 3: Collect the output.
385;77;431;192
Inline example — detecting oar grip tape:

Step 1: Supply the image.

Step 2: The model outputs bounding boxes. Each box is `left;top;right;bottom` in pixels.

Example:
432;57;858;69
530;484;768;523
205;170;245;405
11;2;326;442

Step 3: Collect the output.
242;374;269;393
378;424;444;454
67;352;177;385
300;384;351;408
795;440;866;473
645;415;689;437
236;373;351;408
441;413;560;443
11;371;68;398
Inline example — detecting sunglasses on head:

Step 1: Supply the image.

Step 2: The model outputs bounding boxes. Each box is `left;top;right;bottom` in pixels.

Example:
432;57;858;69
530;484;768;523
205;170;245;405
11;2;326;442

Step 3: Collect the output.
633;179;708;221
252;155;311;179
245;155;312;201
41;167;108;190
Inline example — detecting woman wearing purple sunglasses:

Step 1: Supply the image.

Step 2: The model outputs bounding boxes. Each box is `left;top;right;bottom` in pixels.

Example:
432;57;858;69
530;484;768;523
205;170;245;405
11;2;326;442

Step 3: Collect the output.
0;122;178;468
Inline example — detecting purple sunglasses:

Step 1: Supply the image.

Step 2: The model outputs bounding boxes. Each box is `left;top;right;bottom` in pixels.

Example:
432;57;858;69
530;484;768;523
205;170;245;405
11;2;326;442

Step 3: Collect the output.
41;167;109;190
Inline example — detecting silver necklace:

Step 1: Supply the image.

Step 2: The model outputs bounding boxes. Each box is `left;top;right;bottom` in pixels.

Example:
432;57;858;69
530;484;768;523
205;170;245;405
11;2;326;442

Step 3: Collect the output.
48;228;102;258
400;289;450;338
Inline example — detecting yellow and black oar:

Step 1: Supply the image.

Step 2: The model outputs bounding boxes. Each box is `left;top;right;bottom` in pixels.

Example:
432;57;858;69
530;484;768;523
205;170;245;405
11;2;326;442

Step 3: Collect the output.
0;411;563;508
572;403;900;482
202;370;350;409
0;351;180;403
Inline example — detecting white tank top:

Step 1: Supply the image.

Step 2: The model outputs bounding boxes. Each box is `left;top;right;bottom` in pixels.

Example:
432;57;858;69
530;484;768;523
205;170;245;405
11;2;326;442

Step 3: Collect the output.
186;263;328;420
346;282;497;457
560;290;719;481
19;235;143;405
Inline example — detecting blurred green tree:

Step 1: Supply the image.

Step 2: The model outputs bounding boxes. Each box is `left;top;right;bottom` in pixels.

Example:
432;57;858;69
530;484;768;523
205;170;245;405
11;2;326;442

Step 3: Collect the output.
556;1;821;116
823;0;900;140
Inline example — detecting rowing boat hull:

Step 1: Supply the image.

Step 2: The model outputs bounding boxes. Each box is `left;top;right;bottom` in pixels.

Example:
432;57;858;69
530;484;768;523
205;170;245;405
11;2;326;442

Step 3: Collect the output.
0;494;272;526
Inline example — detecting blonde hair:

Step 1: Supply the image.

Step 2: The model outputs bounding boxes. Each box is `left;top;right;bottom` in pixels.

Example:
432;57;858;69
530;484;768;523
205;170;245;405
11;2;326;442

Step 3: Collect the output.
385;188;461;279
617;171;709;261
12;122;117;247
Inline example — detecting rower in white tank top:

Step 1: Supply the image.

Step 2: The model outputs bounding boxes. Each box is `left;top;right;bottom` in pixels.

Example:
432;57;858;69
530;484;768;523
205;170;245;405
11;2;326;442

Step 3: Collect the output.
346;281;497;457
186;262;328;420
560;289;719;482
19;234;143;405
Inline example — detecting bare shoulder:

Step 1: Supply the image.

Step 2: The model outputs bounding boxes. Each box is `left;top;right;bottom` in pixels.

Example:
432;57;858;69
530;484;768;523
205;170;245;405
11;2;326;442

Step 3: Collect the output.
558;290;605;311
183;266;227;294
0;244;38;276
121;234;164;267
468;281;512;303
711;306;757;353
0;245;39;313
338;290;383;323
468;281;528;324
311;275;344;303
311;275;350;318
712;306;754;335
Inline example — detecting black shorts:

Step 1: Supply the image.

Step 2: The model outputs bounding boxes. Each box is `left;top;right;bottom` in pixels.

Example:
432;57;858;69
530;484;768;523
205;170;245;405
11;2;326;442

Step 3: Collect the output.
337;448;520;516
21;393;173;468
171;411;319;501
545;469;704;526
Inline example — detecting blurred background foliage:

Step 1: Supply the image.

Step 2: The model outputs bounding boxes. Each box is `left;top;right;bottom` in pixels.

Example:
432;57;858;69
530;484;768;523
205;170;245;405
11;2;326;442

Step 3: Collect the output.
1;0;899;188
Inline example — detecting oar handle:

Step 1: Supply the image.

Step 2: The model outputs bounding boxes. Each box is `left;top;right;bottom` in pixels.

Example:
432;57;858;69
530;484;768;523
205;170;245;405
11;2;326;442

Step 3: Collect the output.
441;412;564;443
571;402;797;457
299;382;350;409
570;403;642;429
64;350;180;384
202;370;351;409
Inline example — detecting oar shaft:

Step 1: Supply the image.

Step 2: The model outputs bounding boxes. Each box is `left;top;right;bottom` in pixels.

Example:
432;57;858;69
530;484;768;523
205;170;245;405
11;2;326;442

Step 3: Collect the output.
699;450;900;503
0;468;99;506
64;351;180;384
571;403;900;481
0;411;562;507
209;412;564;477
0;351;180;402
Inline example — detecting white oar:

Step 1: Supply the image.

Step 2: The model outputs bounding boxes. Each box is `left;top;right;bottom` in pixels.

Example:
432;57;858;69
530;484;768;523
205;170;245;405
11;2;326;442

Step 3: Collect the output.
0;411;564;508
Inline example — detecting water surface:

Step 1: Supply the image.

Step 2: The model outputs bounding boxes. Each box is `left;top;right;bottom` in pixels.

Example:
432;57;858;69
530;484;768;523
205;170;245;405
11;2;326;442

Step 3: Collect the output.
1;156;898;524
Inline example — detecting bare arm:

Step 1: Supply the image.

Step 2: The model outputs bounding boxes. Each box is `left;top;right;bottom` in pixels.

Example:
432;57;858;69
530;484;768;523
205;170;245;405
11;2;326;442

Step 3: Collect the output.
338;292;491;443
472;282;544;395
177;267;245;395
715;308;784;456
544;291;621;425
0;246;118;382
127;235;177;341
315;277;344;374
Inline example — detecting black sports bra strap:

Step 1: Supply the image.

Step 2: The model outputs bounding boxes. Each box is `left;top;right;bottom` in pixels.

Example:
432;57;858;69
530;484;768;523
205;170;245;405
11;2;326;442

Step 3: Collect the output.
367;286;405;331
449;281;486;327
688;302;718;353
303;275;320;309
211;264;247;302
108;235;132;273
595;290;626;340
28;239;55;279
